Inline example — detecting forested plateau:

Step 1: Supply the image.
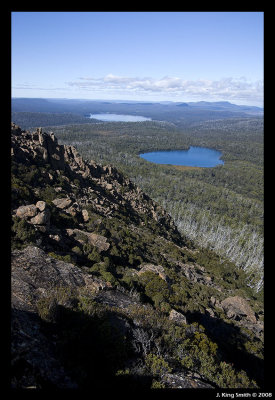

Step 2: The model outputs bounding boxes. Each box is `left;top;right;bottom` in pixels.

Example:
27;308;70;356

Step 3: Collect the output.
23;111;263;295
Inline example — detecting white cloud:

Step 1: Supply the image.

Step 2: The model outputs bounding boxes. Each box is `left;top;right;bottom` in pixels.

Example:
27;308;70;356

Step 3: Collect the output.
13;75;263;105
67;74;263;104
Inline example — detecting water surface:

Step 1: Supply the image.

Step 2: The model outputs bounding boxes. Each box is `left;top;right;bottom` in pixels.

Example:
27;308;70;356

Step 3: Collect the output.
140;146;224;167
89;113;151;122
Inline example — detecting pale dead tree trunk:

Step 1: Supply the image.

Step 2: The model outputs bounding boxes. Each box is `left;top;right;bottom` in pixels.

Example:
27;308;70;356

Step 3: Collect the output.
132;328;155;357
163;199;263;292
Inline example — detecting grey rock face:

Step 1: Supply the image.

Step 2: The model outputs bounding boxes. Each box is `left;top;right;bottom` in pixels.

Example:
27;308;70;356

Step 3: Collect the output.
30;209;50;226
163;372;214;388
16;204;38;219
169;309;187;325
11;245;109;312
220;296;257;323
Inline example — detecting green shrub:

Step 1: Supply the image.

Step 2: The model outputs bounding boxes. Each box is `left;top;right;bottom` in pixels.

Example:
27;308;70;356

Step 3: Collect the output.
215;361;257;388
48;252;73;263
145;353;172;376
39;186;57;203
77;296;98;316
36;297;59;323
72;246;83;256
63;254;73;263
151;379;166;389
139;272;170;307
87;248;101;263
100;270;117;286
176;331;218;379
159;302;171;314
36;287;78;323
89;262;102;274
11;216;36;247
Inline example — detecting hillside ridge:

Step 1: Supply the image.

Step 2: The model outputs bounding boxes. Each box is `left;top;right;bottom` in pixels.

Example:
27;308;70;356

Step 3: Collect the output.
11;123;179;241
11;123;264;390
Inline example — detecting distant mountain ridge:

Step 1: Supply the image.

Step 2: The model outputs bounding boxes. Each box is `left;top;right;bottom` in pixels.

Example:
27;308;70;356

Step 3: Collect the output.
12;97;263;117
186;101;263;114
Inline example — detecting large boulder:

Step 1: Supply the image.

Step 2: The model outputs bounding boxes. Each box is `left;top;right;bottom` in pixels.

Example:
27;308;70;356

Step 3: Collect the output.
16;204;38;219
137;263;167;281
220;296;257;323
163;372;214;388
36;201;47;211
15;202;50;228
169;309;187;325
52;197;72;209
30;209;50;226
11;245;110;313
81;209;89;222
66;228;110;252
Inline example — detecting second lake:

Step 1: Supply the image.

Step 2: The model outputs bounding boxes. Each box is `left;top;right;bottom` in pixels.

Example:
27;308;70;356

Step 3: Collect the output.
89;113;152;122
140;146;224;167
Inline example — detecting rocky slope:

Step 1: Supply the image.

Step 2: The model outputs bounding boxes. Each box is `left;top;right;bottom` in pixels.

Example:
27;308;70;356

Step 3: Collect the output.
11;124;177;234
11;123;264;390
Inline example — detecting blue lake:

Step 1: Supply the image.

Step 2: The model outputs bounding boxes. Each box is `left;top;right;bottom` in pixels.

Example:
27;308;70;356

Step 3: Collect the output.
89;113;152;122
140;146;224;167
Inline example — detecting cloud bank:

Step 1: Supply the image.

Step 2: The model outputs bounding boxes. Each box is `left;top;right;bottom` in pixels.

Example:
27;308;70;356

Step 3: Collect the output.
12;74;263;106
67;74;263;105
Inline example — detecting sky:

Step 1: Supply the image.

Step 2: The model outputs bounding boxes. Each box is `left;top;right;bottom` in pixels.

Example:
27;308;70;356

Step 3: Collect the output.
11;11;264;106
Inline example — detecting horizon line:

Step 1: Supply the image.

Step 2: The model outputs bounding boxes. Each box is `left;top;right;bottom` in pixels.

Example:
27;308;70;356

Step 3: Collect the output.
11;96;264;109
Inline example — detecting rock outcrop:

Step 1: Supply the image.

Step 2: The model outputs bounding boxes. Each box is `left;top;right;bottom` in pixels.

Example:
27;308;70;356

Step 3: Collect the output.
11;246;109;313
220;296;257;323
11;123;179;242
169;309;187;325
11;245;116;389
163;372;214;389
136;263;167;281
66;228;110;252
15;201;50;229
11;308;78;389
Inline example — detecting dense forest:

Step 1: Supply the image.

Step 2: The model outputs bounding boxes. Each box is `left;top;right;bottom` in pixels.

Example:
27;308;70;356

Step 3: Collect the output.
11;100;264;294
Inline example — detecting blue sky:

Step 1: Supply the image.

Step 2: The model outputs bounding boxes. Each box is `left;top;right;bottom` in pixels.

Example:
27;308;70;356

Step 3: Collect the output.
11;12;264;106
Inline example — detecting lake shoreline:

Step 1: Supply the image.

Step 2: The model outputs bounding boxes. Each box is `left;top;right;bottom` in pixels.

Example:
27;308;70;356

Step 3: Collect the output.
139;146;224;168
89;113;152;122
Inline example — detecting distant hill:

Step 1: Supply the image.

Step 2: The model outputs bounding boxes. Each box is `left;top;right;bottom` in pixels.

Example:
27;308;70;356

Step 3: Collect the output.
12;98;263;122
186;101;263;115
11;111;95;130
176;102;189;107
